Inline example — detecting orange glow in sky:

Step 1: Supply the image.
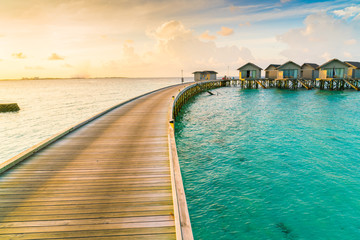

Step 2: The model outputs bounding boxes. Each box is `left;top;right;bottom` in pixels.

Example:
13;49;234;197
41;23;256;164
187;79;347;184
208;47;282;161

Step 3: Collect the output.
0;0;359;79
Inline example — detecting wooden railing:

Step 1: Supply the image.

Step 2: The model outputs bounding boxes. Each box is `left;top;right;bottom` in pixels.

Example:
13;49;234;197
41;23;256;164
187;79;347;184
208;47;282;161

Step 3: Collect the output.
172;80;226;120
168;80;226;240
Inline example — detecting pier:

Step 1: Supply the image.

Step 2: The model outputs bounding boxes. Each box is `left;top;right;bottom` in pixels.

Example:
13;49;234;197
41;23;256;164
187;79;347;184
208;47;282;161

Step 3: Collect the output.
0;83;210;240
227;78;359;91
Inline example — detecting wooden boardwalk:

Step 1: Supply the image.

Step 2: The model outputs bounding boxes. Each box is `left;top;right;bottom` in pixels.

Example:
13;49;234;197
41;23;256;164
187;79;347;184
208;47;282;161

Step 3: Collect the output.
0;85;188;239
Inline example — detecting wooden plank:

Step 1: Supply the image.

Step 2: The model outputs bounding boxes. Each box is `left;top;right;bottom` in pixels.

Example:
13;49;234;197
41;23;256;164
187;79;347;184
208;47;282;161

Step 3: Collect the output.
344;78;359;91
0;182;170;191
0;193;172;204
0;221;175;234
0;233;176;240
0;174;171;181
1;211;174;223
0;216;174;228
0;227;176;240
0;200;173;211
4;168;170;177
255;80;267;89
0;202;173;215
0;178;171;187
298;79;310;90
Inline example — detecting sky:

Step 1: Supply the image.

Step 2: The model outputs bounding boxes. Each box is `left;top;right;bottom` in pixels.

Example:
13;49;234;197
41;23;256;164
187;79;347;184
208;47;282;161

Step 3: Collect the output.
0;0;359;79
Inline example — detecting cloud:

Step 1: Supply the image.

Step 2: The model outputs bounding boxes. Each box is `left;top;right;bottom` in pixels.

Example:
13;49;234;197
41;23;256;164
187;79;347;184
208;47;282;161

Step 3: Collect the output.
200;31;216;40
25;66;44;70
105;20;254;77
344;52;352;58
12;52;26;59
239;22;251;27
48;53;64;60
229;4;264;12
217;26;234;36
344;39;357;45
277;12;360;63
63;63;73;68
280;0;291;3
152;20;191;41
150;20;253;70
125;39;134;44
333;6;360;19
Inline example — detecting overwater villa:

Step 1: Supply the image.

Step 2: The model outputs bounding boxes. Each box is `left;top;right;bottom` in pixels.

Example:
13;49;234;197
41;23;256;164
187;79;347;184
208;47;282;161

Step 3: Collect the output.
345;61;360;79
276;61;301;79
265;64;280;79
237;62;262;79
193;70;218;82
317;58;349;79
191;58;359;90
301;63;319;79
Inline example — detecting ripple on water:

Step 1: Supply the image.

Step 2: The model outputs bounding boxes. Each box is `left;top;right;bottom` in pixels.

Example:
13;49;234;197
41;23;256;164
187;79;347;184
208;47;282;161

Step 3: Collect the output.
175;87;360;240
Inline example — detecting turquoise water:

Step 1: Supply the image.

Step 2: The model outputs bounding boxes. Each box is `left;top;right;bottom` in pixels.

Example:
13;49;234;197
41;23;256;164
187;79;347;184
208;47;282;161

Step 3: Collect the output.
0;77;191;163
175;87;360;240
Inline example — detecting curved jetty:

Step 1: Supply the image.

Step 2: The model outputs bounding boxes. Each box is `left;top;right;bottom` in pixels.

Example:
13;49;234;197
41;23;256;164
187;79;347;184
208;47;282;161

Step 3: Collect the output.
0;103;20;112
0;84;197;240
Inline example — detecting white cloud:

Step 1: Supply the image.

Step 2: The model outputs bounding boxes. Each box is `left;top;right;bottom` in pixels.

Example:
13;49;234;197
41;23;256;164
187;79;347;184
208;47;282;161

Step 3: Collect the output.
105;20;253;77
229;4;265;12
217;26;234;36
277;13;360;63
333;6;360;19
281;0;291;3
152;20;191;41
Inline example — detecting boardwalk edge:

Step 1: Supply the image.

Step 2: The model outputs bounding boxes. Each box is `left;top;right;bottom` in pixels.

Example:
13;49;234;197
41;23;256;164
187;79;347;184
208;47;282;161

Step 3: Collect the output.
168;83;194;240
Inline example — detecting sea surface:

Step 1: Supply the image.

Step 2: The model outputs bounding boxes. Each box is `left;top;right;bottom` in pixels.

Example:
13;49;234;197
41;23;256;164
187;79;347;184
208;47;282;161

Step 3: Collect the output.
175;87;360;240
0;77;190;164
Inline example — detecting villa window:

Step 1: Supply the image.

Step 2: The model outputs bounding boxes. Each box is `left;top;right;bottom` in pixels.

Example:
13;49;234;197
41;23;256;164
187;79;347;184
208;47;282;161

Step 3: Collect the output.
283;69;298;78
251;70;257;78
242;70;257;78
325;68;344;78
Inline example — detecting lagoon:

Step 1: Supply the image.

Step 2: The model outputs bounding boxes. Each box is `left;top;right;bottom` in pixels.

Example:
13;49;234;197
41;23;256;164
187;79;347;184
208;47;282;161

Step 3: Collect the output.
175;87;360;239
